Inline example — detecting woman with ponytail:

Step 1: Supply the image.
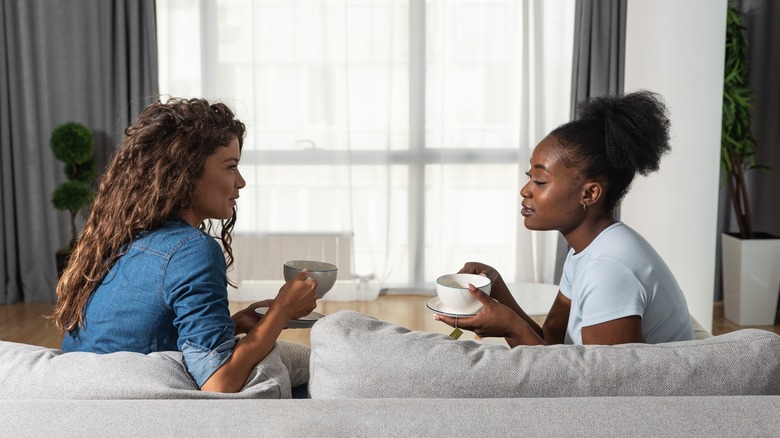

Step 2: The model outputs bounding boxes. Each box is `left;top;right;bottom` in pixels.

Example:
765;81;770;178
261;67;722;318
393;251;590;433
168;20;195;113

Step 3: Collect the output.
435;91;693;346
49;98;317;393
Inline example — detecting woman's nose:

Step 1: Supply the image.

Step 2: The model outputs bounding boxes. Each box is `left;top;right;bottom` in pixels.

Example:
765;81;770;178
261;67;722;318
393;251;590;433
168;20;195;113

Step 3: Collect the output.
520;180;531;198
236;169;247;189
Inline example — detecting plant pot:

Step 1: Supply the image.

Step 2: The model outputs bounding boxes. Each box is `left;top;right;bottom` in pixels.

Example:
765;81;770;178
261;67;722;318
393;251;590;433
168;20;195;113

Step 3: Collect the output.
56;250;71;278
722;232;780;326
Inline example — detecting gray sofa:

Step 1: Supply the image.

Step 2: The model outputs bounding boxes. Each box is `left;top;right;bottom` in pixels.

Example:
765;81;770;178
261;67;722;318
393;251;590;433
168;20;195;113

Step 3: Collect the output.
2;310;780;437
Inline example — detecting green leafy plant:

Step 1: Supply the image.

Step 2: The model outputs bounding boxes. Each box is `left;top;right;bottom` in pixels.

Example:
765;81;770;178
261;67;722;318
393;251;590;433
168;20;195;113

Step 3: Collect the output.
721;5;769;239
50;122;96;252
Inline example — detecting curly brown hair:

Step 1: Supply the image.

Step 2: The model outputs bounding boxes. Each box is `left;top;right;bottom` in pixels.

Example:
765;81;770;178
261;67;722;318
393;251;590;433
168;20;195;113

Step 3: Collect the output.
49;97;246;333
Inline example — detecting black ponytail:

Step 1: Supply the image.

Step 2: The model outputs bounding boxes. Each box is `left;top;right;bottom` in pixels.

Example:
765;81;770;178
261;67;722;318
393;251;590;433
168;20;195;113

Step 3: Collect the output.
551;90;671;210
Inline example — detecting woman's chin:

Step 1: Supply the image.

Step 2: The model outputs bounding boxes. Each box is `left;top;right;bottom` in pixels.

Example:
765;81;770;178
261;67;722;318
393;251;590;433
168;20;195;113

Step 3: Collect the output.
523;217;544;231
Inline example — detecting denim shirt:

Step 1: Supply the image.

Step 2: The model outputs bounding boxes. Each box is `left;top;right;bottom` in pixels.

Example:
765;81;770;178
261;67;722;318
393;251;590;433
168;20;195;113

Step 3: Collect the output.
61;216;237;388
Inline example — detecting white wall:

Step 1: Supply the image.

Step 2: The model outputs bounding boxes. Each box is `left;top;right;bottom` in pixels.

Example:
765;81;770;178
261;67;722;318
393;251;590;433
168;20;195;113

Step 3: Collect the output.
621;0;727;330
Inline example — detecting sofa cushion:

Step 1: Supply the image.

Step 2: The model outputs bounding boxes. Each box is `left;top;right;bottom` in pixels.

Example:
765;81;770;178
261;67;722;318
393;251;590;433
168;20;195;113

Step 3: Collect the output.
309;310;780;398
0;340;291;399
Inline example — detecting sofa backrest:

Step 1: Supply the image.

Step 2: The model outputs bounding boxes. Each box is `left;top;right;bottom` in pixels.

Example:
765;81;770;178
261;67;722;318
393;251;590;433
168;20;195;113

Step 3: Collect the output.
309;310;780;399
0;341;291;399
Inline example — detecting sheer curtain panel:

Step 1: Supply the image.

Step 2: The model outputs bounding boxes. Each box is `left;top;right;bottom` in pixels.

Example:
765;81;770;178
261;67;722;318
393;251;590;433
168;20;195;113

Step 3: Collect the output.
157;0;574;295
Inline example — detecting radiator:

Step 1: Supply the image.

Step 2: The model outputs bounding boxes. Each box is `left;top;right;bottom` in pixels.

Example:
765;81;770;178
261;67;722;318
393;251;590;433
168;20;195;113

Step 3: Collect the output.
230;232;354;284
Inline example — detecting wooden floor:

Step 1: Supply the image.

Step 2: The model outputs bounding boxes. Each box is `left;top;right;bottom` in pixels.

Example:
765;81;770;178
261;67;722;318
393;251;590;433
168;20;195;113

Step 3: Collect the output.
1;296;778;349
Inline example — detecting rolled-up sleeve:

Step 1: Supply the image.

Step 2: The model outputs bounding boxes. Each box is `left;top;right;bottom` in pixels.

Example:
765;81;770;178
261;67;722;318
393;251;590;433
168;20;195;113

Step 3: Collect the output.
181;330;237;387
163;232;237;388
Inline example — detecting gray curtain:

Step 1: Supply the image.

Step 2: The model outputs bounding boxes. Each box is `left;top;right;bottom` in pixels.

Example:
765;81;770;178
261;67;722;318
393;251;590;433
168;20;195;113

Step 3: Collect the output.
553;0;626;284
715;0;780;302
0;0;158;303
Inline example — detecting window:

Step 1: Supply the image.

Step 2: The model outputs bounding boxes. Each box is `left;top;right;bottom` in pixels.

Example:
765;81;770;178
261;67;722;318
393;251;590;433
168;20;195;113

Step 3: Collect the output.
157;0;574;291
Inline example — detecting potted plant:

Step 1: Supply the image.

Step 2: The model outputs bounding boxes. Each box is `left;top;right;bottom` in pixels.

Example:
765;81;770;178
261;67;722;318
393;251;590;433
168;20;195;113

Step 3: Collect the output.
720;5;779;326
50;122;96;276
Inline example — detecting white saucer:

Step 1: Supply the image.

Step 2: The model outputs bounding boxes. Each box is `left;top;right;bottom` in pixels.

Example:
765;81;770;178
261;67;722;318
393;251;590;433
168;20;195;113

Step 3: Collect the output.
426;297;481;317
254;307;325;329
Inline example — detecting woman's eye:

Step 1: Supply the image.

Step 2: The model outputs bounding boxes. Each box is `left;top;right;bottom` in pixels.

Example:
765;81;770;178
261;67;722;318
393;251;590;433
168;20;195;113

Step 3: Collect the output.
525;171;545;185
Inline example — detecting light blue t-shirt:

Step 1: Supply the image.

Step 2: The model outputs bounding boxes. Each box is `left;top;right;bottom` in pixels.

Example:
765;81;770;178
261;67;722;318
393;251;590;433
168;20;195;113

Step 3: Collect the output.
559;222;693;345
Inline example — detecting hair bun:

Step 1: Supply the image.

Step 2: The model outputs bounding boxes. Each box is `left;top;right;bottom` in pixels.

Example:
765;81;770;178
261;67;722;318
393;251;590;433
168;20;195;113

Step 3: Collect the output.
580;90;671;175
550;90;672;210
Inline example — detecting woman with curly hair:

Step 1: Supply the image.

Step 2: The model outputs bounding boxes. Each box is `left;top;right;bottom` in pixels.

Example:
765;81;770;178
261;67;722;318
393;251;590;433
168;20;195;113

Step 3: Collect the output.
50;98;317;393
435;90;693;346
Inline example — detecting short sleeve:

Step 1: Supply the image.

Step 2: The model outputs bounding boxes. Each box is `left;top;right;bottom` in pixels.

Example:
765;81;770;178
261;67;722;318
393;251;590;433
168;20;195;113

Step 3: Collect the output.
577;259;646;327
163;232;236;387
559;248;575;300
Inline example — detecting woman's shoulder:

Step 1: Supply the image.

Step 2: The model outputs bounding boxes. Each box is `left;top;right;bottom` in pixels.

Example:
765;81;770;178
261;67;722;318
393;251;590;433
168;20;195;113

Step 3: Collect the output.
588;222;667;267
595;222;648;247
133;219;222;260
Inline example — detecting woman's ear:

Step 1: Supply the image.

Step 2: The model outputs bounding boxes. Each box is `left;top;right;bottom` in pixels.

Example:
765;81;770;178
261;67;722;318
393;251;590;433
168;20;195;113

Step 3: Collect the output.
580;181;604;210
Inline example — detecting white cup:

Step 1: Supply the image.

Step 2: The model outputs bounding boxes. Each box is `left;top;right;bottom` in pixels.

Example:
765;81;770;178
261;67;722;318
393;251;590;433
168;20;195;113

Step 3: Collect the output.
435;273;491;314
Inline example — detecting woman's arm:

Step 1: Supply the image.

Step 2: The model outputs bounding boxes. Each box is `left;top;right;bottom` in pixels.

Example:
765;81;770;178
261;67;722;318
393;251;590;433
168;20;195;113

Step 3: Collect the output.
231;299;274;335
457;262;545;339
201;271;317;393
446;262;643;346
484;274;545;340
539;292;571;345
434;286;570;347
501;290;571;347
581;315;642;345
453;263;575;346
533;292;643;345
200;305;291;393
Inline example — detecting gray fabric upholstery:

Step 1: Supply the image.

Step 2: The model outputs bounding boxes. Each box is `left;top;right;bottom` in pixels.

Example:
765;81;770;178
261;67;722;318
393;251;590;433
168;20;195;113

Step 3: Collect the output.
2;397;780;437
2;313;779;436
0;340;291;399
309;310;780;399
277;340;311;388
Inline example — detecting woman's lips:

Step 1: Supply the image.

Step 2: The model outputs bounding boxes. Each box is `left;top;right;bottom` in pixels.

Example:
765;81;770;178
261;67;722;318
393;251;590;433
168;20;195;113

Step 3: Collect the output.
521;204;534;217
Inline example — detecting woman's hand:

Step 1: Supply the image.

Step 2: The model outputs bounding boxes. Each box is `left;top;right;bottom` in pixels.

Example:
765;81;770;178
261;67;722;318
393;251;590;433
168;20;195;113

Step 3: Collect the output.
458;261;503;284
271;269;318;320
458;262;511;300
458;262;526;317
433;284;520;338
203;272;316;393
434;284;547;346
231;299;274;335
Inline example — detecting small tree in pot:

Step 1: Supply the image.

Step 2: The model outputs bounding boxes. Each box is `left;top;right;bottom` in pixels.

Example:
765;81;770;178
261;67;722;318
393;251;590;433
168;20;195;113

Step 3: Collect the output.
50;122;96;274
721;5;769;239
720;4;779;326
